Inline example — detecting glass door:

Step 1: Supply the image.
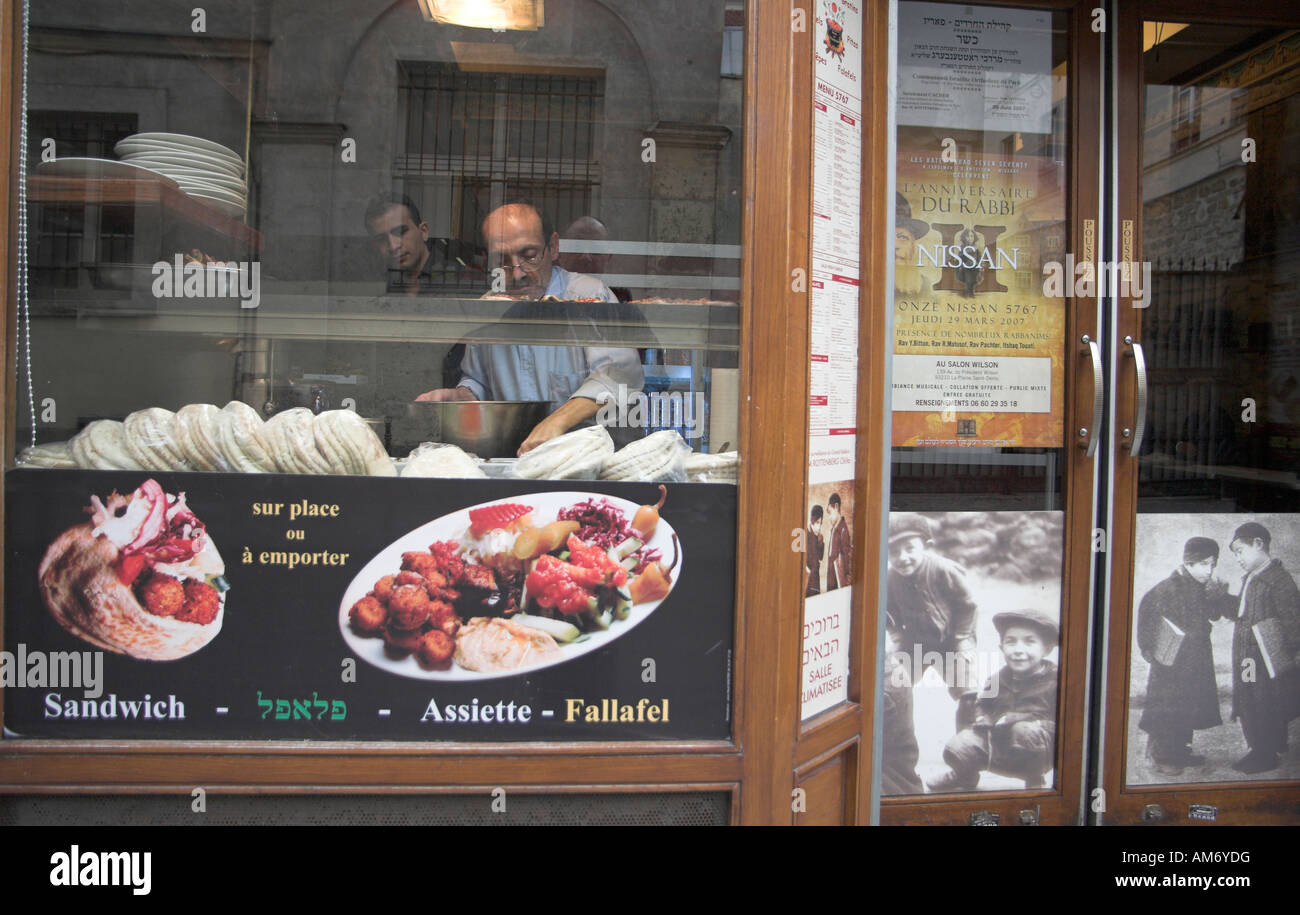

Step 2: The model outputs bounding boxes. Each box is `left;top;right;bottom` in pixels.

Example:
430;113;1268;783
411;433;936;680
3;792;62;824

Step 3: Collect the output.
879;0;1101;824
1100;3;1300;824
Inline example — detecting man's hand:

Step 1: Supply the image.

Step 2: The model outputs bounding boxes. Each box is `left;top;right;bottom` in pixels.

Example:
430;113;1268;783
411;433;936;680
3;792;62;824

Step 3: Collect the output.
517;397;601;455
415;387;475;403
518;414;570;455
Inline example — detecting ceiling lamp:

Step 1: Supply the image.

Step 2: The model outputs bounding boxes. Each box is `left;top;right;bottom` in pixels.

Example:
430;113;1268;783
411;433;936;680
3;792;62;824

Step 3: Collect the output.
417;0;544;31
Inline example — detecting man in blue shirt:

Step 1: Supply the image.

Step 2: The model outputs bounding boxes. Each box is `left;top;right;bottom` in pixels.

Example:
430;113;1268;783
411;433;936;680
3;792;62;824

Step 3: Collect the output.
418;201;643;455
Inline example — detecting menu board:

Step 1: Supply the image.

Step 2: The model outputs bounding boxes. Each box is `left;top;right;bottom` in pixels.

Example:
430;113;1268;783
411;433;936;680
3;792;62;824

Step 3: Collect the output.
802;0;862;720
2;470;735;740
890;144;1065;448
897;2;1053;134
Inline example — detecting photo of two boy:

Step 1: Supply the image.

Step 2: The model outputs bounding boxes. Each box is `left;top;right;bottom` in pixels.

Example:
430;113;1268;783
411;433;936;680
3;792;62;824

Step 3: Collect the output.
1135;521;1300;779
882;512;1059;795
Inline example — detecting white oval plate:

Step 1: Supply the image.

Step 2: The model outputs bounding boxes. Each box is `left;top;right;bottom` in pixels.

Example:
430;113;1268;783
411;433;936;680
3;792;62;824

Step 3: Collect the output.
185;192;246;218
119;132;242;162
338;491;681;681
35;157;179;188
178;182;245;204
118;148;244;178
115;138;243;170
126;164;247;193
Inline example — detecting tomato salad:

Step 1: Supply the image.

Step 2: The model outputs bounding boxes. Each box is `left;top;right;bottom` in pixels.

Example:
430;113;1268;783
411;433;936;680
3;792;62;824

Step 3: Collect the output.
347;487;679;670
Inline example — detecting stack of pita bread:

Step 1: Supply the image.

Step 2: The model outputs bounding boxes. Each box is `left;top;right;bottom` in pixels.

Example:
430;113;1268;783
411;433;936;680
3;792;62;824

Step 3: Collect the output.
35;402;396;476
513;425;614;480
19;406;741;484
599;430;689;482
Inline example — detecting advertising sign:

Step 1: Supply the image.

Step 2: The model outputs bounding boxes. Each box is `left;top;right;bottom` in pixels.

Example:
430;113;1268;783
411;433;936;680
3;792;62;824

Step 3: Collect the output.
1128;513;1300;786
891;145;1065;447
2;470;735;740
898;2;1053;134
803;0;864;719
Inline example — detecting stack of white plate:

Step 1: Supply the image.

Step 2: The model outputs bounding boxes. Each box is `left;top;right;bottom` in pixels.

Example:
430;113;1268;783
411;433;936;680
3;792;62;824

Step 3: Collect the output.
114;132;247;219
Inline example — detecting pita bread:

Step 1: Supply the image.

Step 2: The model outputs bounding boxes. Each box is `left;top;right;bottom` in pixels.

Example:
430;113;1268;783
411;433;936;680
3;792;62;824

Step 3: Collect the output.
313;410;395;476
18;442;77;468
215;401;277;473
37;524;225;661
175;404;229;472
123;408;188;471
263;408;332;474
70;420;141;470
600;430;688;482
400;444;486;478
514;425;613;480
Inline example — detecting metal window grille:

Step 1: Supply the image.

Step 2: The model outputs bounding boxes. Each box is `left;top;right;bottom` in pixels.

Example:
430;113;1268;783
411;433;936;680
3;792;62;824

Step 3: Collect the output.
394;62;603;287
27;110;138;289
1140;258;1235;494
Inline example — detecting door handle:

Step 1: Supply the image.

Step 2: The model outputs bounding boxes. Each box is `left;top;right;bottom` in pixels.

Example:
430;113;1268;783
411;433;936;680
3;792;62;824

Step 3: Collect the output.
1081;335;1103;457
1123;335;1147;457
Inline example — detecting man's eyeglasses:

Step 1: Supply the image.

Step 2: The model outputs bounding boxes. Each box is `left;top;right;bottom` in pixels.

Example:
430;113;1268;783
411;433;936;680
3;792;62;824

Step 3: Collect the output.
488;247;547;271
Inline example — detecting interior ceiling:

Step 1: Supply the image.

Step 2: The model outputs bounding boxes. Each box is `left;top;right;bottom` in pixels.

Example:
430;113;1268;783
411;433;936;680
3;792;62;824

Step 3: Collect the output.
1143;23;1287;85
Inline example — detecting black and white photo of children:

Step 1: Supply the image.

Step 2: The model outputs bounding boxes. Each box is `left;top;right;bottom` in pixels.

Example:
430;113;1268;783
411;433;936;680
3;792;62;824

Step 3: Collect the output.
927;609;1058;791
1128;514;1300;785
882;510;1064;795
826;492;852;591
801;481;855;717
806;504;825;598
805;482;853;597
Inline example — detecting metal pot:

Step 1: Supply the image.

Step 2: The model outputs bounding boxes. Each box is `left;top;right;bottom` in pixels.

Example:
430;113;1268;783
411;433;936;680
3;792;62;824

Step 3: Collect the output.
394;401;550;458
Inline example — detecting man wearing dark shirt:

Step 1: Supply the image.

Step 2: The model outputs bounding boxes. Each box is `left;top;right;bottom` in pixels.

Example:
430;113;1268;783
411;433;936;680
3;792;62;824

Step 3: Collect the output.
364;193;463;389
826;492;851;590
806;504;825;597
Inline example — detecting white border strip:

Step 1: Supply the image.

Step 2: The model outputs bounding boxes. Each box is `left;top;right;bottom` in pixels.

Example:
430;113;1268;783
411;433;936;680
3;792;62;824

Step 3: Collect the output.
1092;0;1123;826
596;274;740;290
869;0;901;828
561;241;743;258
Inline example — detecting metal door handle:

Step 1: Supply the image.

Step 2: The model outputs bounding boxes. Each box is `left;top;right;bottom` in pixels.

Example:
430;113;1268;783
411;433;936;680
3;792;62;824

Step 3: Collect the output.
1082;335;1102;457
1124;335;1147;457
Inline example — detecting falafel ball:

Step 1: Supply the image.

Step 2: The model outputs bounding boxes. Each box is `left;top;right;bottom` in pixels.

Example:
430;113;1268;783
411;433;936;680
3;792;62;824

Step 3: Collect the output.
373;574;396;604
139;572;185;618
383;624;425;655
393;570;424;588
415;629;455;669
349;595;388;634
430;599;461;638
174;579;221;625
387;584;432;630
401;551;446;583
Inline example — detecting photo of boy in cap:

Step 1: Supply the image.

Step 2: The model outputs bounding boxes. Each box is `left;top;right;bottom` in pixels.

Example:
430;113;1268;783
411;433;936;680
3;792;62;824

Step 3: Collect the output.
826;492;852;591
806;505;825;598
926;609;1058;792
1226;521;1300;774
882;613;924;795
1135;536;1233;775
887;512;980;698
